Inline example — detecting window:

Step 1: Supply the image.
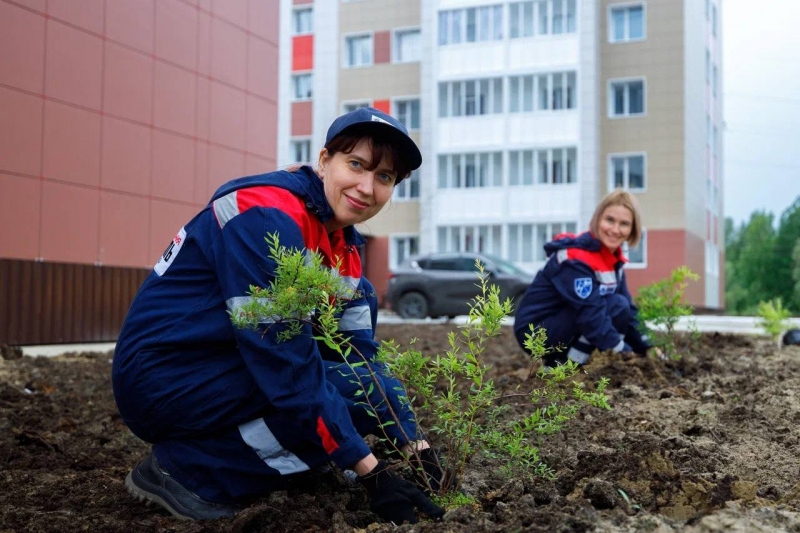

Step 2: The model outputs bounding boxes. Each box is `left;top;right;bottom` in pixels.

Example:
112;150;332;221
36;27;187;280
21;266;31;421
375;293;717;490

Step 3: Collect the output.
623;231;646;266
291;73;312;100
711;4;717;36
392;235;419;267
508;222;577;262
609;4;644;42
290;139;311;164
438;78;503;117
394;169;420;200
438;152;503;189
712;64;718;96
345;34;372;67
509;147;577;185
438;5;503;45
394;28;421;63
293;7;312;35
509;71;577;112
609;154;645;191
437;225;502;255
510;0;576;38
394;99;420;130
609;79;645;117
343;101;370;113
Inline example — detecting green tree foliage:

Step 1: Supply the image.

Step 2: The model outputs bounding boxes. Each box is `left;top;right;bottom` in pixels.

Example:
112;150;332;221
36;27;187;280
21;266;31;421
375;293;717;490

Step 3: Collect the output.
725;197;800;314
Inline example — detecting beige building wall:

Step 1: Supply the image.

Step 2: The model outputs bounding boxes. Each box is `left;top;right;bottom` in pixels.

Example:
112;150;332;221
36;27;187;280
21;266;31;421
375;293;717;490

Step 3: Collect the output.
340;63;421;103
340;0;421;34
600;0;686;230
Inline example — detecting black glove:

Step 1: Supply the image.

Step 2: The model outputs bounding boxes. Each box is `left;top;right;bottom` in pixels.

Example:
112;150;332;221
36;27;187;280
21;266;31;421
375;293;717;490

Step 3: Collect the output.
410;447;448;494
358;460;445;524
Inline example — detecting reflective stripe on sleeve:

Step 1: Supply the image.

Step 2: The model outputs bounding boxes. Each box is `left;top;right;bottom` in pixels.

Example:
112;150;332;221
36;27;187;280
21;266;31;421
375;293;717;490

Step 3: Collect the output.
338;304;371;332
238;418;310;475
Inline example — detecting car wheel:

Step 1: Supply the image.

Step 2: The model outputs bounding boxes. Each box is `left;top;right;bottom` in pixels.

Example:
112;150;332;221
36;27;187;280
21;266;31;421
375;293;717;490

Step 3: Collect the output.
396;292;428;319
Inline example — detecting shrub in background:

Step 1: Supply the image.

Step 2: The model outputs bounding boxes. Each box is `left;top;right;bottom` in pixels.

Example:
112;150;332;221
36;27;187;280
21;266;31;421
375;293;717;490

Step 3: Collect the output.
635;266;700;358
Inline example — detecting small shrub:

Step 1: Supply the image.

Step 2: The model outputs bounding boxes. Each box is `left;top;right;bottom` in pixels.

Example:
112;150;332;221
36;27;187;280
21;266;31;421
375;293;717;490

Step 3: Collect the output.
635;266;700;359
756;298;791;348
233;236;611;497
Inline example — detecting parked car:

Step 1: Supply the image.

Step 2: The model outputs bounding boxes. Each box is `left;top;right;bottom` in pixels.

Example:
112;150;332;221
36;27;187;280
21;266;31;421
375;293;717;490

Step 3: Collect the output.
386;252;534;319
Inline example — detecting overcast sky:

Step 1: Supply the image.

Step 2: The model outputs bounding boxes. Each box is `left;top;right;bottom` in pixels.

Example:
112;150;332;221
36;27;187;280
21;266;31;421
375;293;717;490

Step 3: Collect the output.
723;0;800;224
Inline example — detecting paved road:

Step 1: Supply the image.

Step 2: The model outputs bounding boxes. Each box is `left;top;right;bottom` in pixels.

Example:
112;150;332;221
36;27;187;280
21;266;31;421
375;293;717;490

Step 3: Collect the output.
19;314;800;357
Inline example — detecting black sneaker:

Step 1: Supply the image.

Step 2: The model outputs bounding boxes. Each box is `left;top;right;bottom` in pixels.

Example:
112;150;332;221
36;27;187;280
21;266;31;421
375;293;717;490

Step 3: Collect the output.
125;452;240;520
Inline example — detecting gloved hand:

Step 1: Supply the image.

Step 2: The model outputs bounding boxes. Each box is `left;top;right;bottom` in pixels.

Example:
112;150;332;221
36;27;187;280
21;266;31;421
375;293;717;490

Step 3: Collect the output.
410;447;453;494
358;460;445;524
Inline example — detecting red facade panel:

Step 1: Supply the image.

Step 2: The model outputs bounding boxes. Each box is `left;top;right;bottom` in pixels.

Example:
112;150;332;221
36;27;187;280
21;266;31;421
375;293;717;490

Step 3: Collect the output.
155;0;198;71
247;96;278;158
105;0;155;54
40;181;99;264
0;87;43;177
43;100;102;187
0;173;40;260
291;100;313;136
48;0;104;35
103;42;154;124
100;117;151;196
210;81;247;150
46;21;103;111
374;31;391;64
211;18;248;88
0;2;45;93
293;35;314;71
151;130;196;203
372;99;391;115
98;191;150;267
213;0;248;28
249;36;280;101
250;0;280;42
154;61;197;136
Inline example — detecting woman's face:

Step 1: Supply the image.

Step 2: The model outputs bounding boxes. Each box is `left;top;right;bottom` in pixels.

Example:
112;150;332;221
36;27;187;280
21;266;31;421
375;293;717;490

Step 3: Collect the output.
597;204;633;252
318;139;397;231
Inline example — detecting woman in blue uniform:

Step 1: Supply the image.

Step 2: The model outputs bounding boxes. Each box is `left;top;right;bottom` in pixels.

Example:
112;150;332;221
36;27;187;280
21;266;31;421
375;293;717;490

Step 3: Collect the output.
514;190;660;368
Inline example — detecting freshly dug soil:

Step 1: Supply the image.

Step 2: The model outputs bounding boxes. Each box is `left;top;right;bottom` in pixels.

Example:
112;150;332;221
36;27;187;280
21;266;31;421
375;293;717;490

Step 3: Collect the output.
1;326;799;532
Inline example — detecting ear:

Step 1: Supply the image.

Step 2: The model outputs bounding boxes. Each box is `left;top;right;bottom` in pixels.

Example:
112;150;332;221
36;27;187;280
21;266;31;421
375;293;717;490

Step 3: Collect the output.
317;148;330;177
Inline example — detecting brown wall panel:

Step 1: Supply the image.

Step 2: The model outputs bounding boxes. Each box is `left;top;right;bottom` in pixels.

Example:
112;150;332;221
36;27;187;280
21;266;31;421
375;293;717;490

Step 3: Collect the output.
0;259;149;345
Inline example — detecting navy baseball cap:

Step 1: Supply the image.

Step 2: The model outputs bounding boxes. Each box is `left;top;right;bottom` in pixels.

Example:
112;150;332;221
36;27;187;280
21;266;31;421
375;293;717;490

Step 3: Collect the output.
325;107;422;171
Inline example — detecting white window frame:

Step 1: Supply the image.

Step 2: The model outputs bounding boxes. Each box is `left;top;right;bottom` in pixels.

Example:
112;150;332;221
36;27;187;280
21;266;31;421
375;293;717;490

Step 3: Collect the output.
341;100;371;113
292;6;313;35
392;27;421;64
437;77;504;117
623;229;647;268
437;152;503;189
608;3;646;43
343;32;374;68
608;152;647;192
393;169;420;201
290;137;312;164
291;72;312;101
607;77;646;118
390;234;420;268
393;97;421;131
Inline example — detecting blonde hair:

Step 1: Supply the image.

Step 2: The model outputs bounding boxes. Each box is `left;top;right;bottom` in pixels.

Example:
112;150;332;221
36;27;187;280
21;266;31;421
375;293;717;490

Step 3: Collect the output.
589;189;642;247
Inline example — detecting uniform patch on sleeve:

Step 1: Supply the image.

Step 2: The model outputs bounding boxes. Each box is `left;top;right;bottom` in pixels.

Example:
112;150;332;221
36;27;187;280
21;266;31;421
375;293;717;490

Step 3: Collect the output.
574;277;593;299
154;227;186;276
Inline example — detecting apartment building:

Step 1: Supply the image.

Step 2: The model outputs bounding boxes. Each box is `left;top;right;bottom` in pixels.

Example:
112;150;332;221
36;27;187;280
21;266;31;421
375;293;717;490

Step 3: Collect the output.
277;0;724;309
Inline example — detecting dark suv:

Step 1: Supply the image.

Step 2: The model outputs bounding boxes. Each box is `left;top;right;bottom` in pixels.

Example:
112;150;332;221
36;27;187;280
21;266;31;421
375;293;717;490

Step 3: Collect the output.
386;252;533;319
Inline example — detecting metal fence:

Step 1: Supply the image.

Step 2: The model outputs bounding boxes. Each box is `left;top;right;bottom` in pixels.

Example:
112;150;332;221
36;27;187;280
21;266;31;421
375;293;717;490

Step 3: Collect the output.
0;259;148;345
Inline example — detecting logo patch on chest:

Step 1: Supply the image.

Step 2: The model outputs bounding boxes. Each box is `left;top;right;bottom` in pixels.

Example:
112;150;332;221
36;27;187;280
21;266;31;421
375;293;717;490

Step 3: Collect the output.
574;277;593;299
598;283;618;296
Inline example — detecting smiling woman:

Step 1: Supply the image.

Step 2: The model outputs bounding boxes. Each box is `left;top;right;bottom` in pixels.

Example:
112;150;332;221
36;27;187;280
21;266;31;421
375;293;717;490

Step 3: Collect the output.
110;108;447;525
513;189;660;368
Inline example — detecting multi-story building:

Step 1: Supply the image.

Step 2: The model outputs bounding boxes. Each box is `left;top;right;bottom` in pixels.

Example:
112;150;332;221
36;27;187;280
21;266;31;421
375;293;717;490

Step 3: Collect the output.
278;0;724;309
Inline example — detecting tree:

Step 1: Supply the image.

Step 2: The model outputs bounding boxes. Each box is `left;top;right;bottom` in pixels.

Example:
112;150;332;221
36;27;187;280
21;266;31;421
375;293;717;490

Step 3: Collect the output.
726;211;777;314
771;197;800;310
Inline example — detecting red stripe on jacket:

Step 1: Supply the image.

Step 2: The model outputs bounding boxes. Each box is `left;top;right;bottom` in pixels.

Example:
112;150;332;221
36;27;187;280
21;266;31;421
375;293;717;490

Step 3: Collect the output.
316;416;340;454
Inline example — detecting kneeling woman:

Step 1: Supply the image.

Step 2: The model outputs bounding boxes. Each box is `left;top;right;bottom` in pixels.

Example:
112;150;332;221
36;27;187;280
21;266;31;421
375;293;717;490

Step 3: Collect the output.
514;190;659;368
112;108;443;524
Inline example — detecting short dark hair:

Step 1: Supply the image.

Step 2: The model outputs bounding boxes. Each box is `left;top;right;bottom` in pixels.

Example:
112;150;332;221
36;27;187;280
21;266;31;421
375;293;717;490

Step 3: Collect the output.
323;126;414;184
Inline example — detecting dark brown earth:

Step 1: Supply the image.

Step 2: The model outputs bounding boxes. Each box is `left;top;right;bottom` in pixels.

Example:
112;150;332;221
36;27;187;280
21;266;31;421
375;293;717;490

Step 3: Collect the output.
2;326;799;532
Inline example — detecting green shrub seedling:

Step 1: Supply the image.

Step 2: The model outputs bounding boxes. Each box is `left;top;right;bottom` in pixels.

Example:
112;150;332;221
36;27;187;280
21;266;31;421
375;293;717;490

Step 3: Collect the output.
634;266;699;359
756;298;791;348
